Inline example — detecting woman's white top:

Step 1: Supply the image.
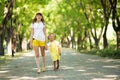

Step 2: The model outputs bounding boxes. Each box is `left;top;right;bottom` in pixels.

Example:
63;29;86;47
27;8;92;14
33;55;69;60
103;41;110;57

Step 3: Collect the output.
31;22;45;41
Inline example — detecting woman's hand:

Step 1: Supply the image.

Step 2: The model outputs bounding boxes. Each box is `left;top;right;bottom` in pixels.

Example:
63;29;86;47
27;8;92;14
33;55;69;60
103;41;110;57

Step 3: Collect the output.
45;44;48;50
30;39;33;48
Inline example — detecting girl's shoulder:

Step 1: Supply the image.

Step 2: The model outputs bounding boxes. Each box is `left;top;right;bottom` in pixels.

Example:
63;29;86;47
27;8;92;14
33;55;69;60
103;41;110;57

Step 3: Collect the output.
38;22;45;27
41;22;46;26
54;40;60;45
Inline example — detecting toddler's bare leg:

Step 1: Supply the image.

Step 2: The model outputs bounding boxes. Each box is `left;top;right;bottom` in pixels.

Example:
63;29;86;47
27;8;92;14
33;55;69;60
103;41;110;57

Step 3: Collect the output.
57;60;59;69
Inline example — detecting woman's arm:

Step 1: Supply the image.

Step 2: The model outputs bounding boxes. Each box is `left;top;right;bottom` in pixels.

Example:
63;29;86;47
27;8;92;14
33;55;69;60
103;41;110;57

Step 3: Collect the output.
43;25;48;50
30;28;34;48
43;26;47;42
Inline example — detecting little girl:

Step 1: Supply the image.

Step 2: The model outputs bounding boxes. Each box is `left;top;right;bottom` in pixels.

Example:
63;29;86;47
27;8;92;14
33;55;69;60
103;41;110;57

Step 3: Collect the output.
47;33;61;71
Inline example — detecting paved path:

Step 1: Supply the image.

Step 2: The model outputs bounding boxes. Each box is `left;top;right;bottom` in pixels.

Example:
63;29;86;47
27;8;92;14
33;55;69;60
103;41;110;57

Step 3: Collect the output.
0;48;120;80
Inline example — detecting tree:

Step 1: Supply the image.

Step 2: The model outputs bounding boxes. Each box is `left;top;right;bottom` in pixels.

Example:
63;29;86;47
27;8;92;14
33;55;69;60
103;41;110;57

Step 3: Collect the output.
80;0;104;49
109;0;120;50
101;0;111;48
0;0;15;56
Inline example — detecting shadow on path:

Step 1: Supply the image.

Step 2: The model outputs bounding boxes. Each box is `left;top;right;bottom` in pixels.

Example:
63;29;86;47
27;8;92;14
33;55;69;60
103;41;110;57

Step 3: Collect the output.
0;48;120;80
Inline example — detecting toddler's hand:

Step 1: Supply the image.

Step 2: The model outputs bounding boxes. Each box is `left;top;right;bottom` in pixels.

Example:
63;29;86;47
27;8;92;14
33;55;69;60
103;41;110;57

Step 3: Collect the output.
45;45;48;50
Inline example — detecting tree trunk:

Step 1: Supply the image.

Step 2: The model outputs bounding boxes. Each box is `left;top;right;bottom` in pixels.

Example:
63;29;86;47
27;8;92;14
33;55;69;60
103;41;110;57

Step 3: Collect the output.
90;29;101;49
88;31;93;49
70;28;75;48
116;29;120;49
103;23;108;48
16;34;22;52
77;33;81;50
95;38;99;49
0;31;4;56
109;0;120;50
0;0;15;56
101;0;111;49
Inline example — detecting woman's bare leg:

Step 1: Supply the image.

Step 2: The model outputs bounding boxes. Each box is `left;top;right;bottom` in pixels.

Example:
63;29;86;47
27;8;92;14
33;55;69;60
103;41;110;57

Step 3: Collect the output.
40;46;46;68
34;46;40;69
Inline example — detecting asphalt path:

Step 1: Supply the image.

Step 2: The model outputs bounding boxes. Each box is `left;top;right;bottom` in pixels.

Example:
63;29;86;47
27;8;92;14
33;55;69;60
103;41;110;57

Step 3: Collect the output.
0;48;120;80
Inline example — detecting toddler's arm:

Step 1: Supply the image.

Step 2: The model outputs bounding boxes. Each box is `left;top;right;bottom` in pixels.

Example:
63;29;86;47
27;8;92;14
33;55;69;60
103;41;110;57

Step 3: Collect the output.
57;42;61;56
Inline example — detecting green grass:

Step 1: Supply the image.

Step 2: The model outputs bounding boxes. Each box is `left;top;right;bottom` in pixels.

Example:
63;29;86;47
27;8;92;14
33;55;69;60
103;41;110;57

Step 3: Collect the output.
80;48;120;59
97;49;120;59
0;50;31;65
0;55;12;64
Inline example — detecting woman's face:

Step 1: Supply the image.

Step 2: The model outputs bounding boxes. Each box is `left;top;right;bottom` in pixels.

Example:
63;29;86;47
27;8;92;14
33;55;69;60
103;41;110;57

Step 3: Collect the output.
36;14;42;21
49;34;55;41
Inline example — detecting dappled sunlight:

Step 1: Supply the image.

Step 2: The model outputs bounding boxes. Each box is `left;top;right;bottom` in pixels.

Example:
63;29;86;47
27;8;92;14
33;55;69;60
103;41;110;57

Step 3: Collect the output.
104;75;118;78
102;59;120;63
75;69;86;72
7;76;19;79
87;67;96;70
103;59;116;62
32;67;38;70
7;76;38;80
6;75;60;80
0;70;9;73
16;76;38;80
61;65;74;70
0;48;120;80
40;75;59;79
24;52;34;57
71;52;78;55
61;52;79;56
47;65;53;68
82;72;97;76
92;78;115;80
88;59;101;62
102;65;119;68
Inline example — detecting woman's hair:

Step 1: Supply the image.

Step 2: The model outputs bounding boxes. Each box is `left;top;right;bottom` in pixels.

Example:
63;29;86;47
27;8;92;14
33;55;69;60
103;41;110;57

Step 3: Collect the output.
32;12;44;23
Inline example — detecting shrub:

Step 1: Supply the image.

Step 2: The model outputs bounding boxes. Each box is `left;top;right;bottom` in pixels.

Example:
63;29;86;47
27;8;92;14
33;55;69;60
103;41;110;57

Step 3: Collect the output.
80;48;120;59
97;48;120;59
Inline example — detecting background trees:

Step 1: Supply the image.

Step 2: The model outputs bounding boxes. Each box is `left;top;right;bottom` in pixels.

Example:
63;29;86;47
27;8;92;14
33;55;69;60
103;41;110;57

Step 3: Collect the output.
0;0;119;57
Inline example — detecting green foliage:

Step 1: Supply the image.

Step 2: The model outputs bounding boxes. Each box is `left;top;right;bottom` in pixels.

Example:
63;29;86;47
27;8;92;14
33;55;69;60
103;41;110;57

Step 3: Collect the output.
81;47;120;59
0;55;12;64
80;49;98;55
0;0;120;54
25;0;51;5
0;50;31;64
12;0;53;41
0;0;4;24
97;49;120;59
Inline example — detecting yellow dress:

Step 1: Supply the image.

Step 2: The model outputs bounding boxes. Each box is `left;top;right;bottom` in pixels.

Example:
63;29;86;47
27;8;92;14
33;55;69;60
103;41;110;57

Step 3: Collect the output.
49;41;60;61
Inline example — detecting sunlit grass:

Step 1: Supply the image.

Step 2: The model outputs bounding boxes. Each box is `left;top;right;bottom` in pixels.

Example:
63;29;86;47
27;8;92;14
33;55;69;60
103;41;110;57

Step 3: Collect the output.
0;55;12;64
0;50;32;65
79;48;120;59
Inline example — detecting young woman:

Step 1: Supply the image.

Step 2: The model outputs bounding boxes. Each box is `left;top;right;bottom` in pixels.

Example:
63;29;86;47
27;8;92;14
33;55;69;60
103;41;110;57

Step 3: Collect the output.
47;33;61;71
30;12;47;73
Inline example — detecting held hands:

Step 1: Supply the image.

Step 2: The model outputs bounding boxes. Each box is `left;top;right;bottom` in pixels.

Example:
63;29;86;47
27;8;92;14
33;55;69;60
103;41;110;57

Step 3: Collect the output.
45;44;48;50
30;39;33;48
59;52;61;56
58;47;61;56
